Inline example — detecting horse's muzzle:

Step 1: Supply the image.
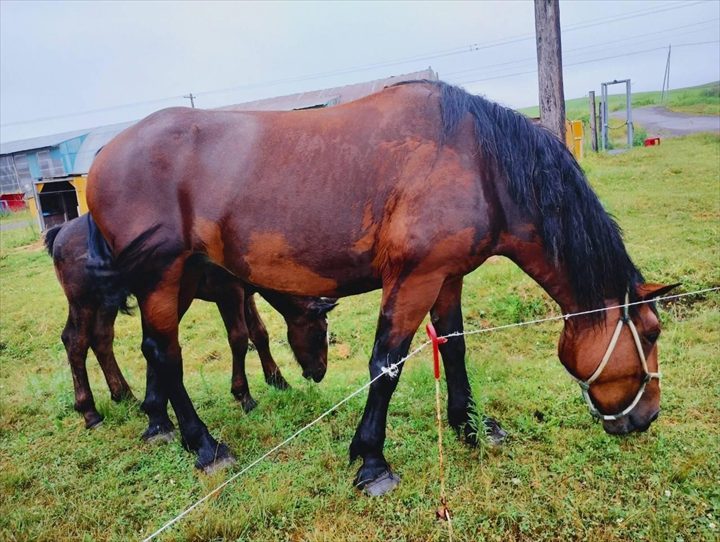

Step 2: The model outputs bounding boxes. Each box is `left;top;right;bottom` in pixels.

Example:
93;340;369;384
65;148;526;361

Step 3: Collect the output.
303;368;326;383
602;408;660;435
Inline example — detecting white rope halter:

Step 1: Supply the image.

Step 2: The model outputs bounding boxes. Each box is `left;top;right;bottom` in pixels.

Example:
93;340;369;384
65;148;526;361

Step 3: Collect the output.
571;292;661;421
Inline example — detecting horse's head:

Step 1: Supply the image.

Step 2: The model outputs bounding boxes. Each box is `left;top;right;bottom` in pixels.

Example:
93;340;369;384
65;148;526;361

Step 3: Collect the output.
558;283;678;435
284;297;338;383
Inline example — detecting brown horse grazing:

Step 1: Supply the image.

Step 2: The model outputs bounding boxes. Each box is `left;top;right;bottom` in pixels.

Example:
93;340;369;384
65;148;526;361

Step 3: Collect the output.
46;214;336;431
86;80;676;494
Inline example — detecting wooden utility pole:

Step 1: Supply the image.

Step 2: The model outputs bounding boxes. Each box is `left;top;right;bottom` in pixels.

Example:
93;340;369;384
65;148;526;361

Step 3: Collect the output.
534;0;566;141
184;93;197;108
588;90;598;152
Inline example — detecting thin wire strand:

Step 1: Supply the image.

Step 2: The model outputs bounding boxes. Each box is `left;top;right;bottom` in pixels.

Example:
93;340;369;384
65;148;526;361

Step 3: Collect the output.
141;286;719;541
2;1;709;130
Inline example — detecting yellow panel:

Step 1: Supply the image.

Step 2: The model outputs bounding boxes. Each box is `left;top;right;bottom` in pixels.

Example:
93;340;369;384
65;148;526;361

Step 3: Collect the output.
69;175;89;215
565;120;584;160
35;183;45;193
26;196;38;219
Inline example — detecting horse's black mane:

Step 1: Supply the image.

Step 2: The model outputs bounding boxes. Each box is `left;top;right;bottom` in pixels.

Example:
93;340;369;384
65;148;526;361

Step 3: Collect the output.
396;80;642;312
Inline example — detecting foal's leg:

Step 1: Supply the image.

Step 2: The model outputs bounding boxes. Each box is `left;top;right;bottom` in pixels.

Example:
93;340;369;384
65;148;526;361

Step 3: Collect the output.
139;258;234;471
90;306;134;402
62;305;103;428
215;285;254;412
350;271;445;495
244;294;289;391
431;277;506;445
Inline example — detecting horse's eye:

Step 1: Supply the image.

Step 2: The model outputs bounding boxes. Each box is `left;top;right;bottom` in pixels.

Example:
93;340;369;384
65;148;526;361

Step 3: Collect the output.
644;331;660;345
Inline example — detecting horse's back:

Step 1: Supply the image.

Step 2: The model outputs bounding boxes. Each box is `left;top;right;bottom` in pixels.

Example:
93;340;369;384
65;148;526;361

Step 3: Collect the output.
86;82;487;296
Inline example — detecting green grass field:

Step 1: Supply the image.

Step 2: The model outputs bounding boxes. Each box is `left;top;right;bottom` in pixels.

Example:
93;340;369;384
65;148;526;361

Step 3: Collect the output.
1;134;718;541
519;81;720;121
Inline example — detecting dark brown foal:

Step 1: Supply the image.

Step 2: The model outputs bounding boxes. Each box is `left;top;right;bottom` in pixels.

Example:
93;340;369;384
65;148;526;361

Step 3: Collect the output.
46;215;335;428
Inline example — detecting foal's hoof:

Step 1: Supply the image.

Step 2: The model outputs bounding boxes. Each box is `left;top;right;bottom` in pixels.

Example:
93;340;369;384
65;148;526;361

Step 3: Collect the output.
266;372;290;390
142;422;176;444
356;469;401;497
234;393;258;414
484;417;508;446
84;412;104;430
196;443;236;474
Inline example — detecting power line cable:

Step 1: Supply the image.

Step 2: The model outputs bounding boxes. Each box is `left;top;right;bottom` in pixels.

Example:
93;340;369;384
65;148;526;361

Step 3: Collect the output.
453;40;720;86
444;17;719;79
1;0;709;129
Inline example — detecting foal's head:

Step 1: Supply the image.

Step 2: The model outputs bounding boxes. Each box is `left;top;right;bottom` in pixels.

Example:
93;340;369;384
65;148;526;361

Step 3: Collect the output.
282;297;338;382
558;283;678;435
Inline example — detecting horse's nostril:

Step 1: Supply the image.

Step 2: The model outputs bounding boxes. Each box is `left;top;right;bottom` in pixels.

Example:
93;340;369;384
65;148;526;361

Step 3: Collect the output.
650;409;660;423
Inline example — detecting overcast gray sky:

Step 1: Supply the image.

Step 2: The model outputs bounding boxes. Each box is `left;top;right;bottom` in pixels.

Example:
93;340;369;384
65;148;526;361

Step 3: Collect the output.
1;0;718;142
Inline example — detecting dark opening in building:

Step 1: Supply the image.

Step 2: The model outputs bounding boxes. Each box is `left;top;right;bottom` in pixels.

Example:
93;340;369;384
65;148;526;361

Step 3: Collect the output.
38;180;79;228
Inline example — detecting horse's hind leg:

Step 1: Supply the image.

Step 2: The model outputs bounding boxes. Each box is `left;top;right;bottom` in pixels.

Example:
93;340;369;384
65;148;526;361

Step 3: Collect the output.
244;293;289;391
62;306;103;429
139;262;200;443
431;277;506;446
139;257;234;472
90;306;134;403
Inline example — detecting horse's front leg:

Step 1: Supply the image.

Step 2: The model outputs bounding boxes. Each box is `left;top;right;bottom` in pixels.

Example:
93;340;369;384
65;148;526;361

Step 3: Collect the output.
431;276;507;445
139;258;234;472
350;272;445;496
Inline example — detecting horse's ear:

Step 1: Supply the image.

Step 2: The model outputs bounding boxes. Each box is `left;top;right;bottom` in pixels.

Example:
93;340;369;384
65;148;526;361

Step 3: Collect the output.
635;282;681;301
310;298;339;315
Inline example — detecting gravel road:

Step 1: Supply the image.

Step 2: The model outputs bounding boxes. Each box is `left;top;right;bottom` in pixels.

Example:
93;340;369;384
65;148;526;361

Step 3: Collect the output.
611;106;719;137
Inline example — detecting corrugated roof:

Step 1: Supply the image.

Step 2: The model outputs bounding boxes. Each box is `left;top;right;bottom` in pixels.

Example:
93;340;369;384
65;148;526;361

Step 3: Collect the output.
0;127;91;155
219;68;438;112
71;121;135;174
3;69;439;172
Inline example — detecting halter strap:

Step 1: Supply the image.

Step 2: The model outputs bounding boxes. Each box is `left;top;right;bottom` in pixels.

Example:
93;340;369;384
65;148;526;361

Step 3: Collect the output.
571;291;661;421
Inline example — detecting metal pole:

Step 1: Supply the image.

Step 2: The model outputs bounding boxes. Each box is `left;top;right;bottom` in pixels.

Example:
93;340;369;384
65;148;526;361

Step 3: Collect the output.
626;80;633;148
666;45;671;99
600;83;608;151
588;91;598;152
661;45;671;103
183;93;196;108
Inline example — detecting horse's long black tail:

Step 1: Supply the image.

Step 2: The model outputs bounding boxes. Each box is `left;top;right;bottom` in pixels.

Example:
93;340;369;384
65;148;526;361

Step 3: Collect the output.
43;224;63;257
86;213;133;314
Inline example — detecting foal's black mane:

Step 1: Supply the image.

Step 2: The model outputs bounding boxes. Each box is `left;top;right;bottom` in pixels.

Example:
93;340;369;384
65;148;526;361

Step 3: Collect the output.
396;80;642;312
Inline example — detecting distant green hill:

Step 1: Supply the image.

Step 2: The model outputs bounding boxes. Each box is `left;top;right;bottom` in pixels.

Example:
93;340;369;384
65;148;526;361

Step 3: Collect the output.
518;81;719;120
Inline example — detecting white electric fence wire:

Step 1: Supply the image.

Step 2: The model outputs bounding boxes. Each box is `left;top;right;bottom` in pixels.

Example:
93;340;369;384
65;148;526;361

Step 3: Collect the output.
142;286;718;541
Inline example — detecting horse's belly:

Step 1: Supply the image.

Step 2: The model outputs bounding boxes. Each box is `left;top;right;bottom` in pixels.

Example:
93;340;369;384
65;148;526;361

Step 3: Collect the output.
222;230;375;297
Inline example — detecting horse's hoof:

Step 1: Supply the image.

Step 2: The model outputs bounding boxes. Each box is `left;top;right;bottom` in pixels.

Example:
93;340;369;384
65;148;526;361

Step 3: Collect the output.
201;455;237;475
84;413;104;429
357;469;401;496
484;417;508;445
242;397;258;413
266;373;290;390
142;422;176;444
196;443;236;473
234;393;258;413
144;430;175;444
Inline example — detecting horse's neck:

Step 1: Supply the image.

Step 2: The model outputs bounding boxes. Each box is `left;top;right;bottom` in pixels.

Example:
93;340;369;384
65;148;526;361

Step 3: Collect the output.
494;232;578;315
